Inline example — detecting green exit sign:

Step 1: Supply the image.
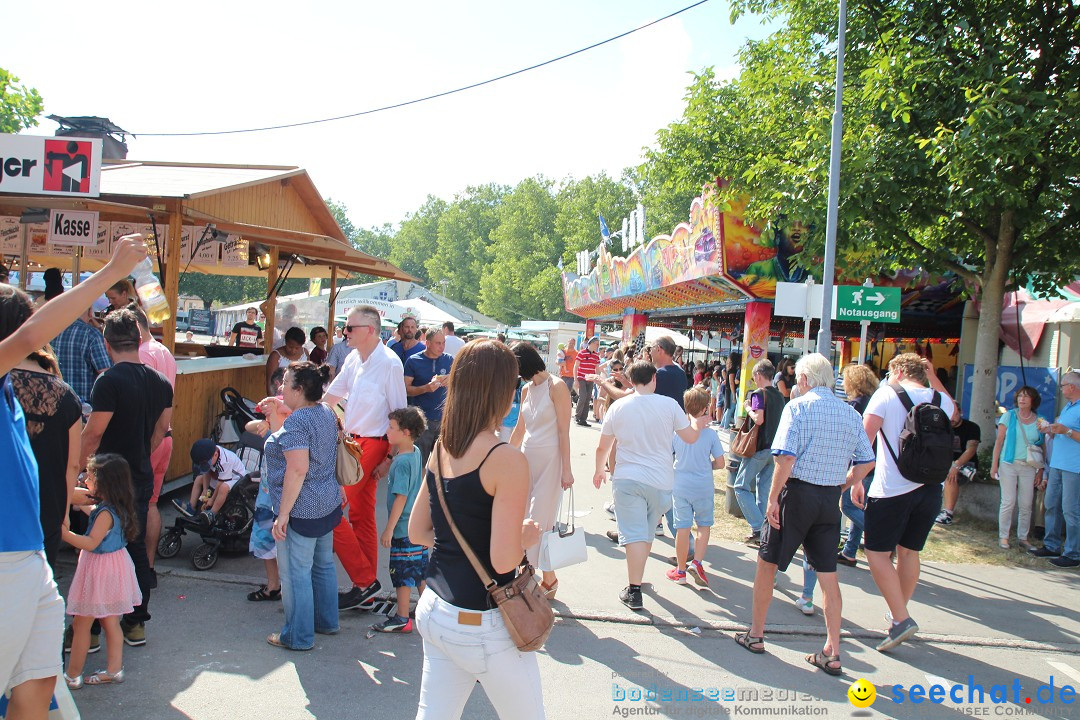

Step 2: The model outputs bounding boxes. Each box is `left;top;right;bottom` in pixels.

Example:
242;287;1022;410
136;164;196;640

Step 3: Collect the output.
835;285;901;323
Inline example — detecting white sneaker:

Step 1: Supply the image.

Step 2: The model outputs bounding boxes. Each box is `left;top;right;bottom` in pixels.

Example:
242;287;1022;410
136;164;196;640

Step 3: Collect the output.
795;596;814;615
655;523;664;537
604;501;616;518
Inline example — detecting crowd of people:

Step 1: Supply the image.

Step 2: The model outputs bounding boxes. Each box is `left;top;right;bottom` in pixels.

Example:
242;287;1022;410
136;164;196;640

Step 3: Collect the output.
3;237;1079;719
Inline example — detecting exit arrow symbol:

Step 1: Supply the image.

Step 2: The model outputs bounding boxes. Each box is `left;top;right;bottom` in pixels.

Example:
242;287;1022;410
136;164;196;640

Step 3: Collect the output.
868;292;886;305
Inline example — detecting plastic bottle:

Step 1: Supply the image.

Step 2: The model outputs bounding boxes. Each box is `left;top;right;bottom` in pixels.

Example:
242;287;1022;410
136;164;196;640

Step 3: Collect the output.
133;256;171;324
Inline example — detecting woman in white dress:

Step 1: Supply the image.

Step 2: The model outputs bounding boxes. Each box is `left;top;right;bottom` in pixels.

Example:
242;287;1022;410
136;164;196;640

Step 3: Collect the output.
510;342;575;598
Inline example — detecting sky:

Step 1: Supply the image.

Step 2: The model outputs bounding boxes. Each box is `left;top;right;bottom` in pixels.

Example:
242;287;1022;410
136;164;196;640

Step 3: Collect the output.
5;0;777;230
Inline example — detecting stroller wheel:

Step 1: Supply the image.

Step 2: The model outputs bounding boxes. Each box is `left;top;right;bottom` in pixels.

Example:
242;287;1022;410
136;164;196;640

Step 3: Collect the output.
157;531;183;559
192;543;219;570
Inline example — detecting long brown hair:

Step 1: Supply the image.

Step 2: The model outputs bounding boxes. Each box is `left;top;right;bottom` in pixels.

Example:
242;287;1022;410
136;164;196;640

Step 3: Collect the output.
440;339;519;458
87;454;140;542
0;284;62;376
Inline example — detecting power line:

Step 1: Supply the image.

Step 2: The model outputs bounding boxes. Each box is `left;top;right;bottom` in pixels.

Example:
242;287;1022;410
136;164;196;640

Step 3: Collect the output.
136;0;712;137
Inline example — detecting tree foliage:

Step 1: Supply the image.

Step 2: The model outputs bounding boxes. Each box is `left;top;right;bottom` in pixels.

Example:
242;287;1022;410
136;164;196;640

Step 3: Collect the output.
0;69;43;134
638;0;1080;438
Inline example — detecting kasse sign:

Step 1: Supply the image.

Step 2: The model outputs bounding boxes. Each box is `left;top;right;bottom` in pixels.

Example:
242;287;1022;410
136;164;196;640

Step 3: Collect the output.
48;209;99;246
0;134;102;197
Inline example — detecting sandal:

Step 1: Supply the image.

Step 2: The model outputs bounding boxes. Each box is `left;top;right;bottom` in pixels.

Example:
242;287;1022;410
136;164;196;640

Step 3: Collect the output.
734;632;765;654
541;579;558;600
63;673;83;690
267;633;286;648
85;668;125;685
805;652;842;676
248;585;281;602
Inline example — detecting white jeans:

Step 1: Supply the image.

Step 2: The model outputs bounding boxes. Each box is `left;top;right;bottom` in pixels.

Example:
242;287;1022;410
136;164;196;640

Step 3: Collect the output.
999;461;1038;541
414;589;545;720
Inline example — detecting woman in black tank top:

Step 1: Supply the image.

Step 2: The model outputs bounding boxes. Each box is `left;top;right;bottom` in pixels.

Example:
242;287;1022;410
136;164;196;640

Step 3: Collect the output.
407;340;546;720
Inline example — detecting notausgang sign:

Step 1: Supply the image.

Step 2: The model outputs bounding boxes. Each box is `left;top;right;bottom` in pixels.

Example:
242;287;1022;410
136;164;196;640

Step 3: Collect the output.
835;285;901;323
0;134;103;197
48;209;99;246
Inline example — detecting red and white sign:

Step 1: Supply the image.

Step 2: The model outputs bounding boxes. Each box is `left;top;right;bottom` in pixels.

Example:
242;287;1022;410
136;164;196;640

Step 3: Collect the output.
47;209;99;246
0;134;102;197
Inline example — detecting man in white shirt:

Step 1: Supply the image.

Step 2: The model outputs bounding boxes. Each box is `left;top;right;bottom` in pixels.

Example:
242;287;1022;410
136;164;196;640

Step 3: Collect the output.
323;305;408;610
593;361;706;611
442;321;465;357
853;353;957;652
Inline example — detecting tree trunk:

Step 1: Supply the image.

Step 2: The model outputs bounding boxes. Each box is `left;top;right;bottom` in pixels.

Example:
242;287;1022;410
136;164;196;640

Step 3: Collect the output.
969;212;1015;446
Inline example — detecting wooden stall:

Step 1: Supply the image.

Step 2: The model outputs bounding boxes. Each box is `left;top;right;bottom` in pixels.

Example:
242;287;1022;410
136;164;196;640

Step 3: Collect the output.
1;160;414;481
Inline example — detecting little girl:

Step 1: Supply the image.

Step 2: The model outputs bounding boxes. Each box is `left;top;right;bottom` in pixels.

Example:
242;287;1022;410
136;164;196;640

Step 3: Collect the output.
62;454;143;689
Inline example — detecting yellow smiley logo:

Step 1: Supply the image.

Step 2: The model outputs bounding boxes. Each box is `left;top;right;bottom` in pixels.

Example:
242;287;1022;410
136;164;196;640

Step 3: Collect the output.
848;678;876;708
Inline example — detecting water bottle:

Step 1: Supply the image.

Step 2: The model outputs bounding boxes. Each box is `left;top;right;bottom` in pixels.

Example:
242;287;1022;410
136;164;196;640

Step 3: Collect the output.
133;255;171;324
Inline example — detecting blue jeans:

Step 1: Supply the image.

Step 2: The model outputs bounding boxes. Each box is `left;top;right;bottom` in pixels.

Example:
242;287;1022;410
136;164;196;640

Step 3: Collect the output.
277;526;339;650
802;560;817;601
1044;468;1080;561
733;448;774;533
839;475;873;558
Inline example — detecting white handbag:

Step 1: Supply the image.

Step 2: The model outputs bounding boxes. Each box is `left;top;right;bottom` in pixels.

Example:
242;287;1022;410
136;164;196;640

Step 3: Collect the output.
538;487;588;572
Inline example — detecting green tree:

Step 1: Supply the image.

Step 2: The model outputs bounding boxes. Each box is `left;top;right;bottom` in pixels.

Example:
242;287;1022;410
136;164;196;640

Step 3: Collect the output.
388;196;448;284
0;69;43;133
479;177;562;324
641;0;1080;440
325;198;358;243
425;183;508;303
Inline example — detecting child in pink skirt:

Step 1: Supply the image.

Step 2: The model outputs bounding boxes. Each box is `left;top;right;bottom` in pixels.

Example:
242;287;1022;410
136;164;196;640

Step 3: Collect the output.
62;454;143;689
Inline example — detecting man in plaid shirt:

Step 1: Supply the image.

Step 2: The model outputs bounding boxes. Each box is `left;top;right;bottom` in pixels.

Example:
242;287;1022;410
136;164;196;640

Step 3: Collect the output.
51;306;111;404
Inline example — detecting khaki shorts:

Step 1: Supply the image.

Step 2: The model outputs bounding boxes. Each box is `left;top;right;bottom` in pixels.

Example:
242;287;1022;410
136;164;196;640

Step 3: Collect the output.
0;551;64;693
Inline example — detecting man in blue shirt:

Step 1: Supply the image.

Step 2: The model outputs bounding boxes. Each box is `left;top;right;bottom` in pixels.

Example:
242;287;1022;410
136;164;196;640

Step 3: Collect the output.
1031;371;1080;568
648;335;687;409
403;329;452;465
51;306;111;403
735;354;874;676
388;316;425;366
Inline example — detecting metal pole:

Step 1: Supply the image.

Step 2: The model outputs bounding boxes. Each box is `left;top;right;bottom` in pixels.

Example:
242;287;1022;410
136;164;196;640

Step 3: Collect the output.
816;0;846;355
857;279;872;364
72;246;82;287
18;223;29;291
803;277;815;356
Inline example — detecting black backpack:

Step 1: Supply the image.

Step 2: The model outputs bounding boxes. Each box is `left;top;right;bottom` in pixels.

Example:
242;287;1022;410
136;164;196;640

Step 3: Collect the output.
881;383;955;484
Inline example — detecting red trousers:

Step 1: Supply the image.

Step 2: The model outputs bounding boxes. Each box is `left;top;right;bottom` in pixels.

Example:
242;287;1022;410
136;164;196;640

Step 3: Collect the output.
333;437;390;588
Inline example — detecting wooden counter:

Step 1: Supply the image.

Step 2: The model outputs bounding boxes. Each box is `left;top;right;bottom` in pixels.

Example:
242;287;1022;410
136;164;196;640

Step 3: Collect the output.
167;356;267;480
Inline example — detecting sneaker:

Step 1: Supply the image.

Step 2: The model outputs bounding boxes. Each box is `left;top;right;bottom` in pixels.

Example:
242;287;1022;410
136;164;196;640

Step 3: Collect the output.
200;510;216;526
575;420;590;427
63;625;100;654
172;499;195;517
655;522;664;537
339;580;382;610
688;560;709;587
619;586;643;611
120;620;146;647
794;596;814;616
744;532;761;547
606;530;620;543
372;616;413;633
877;616;919;652
1029;546;1061;558
1049;556;1080;568
934;510;954;526
604;501;616;518
666;568;687;584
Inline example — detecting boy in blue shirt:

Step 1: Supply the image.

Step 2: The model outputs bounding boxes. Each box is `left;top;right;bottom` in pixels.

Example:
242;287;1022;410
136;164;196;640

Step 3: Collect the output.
668;387;725;586
374;406;428;633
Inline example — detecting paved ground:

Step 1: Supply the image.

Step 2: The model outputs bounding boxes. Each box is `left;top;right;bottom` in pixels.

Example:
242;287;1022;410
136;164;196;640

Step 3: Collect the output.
59;421;1080;719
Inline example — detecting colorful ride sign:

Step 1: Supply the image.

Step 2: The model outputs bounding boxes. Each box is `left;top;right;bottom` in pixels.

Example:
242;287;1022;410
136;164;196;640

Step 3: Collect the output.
835;285;901;323
562;183;810;318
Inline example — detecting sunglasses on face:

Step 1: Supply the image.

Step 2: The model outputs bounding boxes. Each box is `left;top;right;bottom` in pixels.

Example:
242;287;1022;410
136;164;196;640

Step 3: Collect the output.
344;324;375;333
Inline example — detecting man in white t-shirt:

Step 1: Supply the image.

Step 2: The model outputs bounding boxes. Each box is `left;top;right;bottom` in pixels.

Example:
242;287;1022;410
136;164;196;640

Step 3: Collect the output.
853;353;958;652
593;361;706;611
441;321;465;357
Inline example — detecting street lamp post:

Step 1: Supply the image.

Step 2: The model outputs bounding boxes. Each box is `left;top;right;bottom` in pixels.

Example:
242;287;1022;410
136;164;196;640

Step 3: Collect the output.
816;0;847;356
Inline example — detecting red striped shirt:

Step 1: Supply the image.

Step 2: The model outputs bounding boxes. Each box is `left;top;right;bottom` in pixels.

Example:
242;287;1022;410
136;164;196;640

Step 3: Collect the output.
575;350;601;379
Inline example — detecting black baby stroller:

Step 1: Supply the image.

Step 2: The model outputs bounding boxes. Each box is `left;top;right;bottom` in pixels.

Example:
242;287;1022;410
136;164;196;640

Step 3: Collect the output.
157;389;265;570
